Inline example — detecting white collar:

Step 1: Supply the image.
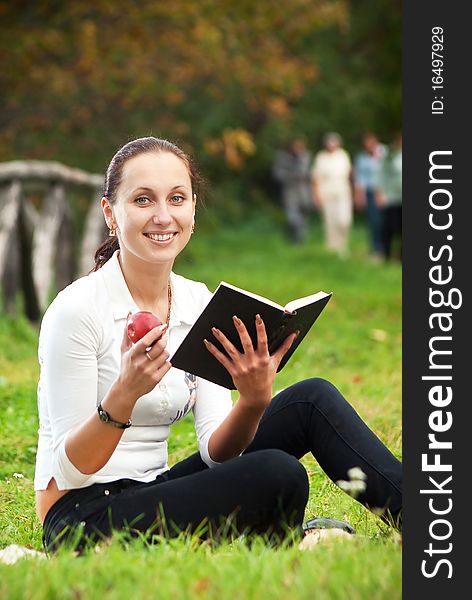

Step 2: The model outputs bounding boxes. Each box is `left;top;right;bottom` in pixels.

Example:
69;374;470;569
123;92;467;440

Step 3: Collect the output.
99;251;198;326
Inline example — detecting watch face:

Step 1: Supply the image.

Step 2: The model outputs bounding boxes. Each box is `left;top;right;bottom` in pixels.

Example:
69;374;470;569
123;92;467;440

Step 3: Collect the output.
99;410;108;422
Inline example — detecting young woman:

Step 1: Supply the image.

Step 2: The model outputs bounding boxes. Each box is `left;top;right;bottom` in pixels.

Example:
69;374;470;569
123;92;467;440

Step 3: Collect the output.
35;137;402;553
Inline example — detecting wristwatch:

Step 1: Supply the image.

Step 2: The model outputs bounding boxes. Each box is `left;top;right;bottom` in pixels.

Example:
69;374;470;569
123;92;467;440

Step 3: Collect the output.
97;403;132;429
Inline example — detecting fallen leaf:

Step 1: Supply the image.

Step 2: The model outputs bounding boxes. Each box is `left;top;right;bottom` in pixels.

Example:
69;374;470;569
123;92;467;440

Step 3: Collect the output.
193;578;210;594
370;329;388;342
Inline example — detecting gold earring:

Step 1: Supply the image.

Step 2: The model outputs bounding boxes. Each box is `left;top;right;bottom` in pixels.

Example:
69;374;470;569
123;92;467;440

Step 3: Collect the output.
109;227;117;237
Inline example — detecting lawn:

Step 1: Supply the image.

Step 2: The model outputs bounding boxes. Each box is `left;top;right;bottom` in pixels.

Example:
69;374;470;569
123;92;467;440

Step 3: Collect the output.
0;216;402;599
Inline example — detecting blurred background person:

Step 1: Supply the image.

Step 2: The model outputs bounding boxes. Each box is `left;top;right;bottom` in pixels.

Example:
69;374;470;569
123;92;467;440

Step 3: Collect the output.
272;137;313;244
375;132;402;262
311;132;353;258
354;132;385;262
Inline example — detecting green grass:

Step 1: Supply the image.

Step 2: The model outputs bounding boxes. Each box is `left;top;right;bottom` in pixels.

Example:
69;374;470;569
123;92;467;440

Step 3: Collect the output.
0;217;402;598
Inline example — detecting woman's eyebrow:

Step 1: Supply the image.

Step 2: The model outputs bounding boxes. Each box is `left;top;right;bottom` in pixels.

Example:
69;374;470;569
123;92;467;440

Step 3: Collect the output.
131;185;189;194
130;186;154;194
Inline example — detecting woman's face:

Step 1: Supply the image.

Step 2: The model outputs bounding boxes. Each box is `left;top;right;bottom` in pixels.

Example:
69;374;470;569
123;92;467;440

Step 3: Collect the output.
325;137;340;152
103;151;195;268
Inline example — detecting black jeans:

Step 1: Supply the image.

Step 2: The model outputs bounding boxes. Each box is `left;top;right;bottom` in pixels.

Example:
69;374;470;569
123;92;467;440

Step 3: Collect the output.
43;378;402;553
381;204;402;261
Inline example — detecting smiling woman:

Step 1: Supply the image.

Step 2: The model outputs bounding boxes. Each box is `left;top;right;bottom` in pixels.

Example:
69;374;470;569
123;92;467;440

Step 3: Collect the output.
34;136;402;555
94;138;201;274
101;151;196;317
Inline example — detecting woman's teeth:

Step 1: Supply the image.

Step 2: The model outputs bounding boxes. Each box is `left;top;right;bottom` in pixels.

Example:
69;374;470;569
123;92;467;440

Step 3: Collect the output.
145;233;174;241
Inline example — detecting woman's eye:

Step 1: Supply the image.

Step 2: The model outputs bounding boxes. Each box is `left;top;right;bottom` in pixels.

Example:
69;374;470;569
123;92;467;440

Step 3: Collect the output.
135;196;150;205
170;195;185;204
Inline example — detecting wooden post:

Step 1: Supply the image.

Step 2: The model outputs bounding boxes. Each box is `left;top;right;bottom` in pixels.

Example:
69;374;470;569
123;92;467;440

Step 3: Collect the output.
79;188;107;276
32;183;67;312
0;181;21;280
54;198;76;293
18;200;41;322
0;181;22;313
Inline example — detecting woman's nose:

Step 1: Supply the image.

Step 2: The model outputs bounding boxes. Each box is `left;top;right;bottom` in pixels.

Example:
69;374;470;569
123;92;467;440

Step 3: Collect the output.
152;202;172;226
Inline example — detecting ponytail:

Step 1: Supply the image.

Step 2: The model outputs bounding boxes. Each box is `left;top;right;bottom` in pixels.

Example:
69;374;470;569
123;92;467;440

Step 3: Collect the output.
91;236;120;272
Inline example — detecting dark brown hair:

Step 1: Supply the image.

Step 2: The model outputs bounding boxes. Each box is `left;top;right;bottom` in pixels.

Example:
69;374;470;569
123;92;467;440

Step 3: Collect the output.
92;137;202;271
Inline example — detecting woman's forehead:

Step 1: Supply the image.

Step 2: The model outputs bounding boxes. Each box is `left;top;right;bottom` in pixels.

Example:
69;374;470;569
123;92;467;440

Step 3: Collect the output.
120;151;191;190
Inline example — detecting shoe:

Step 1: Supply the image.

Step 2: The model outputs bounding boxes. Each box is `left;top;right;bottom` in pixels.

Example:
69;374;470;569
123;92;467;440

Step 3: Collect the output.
302;517;355;535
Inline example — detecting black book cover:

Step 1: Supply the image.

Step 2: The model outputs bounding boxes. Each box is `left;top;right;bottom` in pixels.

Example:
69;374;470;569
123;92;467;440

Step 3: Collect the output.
171;283;332;389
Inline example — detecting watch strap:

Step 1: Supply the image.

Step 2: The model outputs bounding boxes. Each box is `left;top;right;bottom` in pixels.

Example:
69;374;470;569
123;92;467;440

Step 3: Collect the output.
97;402;132;429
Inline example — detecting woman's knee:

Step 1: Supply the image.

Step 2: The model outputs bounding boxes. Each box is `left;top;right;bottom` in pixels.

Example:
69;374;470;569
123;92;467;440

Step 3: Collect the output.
251;449;309;501
283;377;342;407
271;378;353;429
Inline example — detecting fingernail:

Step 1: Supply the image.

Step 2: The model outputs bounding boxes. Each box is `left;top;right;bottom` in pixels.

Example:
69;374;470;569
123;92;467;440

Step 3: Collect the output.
256;314;262;324
203;338;209;345
232;315;241;324
211;327;218;334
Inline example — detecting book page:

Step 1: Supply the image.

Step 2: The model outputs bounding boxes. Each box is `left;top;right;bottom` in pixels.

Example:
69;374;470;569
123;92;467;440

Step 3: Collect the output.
284;291;331;312
218;282;330;314
218;281;285;310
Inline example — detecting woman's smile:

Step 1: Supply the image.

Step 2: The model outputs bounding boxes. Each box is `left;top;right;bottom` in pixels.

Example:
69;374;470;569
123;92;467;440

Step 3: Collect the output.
143;231;178;245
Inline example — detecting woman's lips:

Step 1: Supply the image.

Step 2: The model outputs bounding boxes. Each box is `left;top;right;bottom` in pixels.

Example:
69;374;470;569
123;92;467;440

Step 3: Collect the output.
143;232;177;244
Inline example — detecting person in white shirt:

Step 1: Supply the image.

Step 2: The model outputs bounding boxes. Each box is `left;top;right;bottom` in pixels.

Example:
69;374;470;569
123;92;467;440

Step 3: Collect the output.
311;132;353;258
35;137;402;553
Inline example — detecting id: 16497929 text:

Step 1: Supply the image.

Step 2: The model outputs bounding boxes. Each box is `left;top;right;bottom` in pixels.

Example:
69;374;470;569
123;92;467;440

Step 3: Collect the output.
431;26;444;115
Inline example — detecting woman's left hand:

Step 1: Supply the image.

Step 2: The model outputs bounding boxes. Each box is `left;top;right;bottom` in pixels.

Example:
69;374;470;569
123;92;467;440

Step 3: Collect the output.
204;315;298;410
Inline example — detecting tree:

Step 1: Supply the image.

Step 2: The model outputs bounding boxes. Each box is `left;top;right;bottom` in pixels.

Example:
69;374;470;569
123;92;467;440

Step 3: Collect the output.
0;1;400;216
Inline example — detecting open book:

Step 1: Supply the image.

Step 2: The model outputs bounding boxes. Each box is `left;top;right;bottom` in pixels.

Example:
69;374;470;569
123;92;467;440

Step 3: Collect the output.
170;282;332;389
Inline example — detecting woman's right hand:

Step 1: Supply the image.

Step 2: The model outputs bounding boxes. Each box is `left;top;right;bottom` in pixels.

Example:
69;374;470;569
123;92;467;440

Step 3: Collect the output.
117;319;171;402
62;320;171;480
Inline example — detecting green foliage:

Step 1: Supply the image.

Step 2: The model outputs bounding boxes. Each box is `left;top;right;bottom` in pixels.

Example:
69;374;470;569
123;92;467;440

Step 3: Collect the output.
0;1;401;219
0;537;401;599
0;314;38;362
0;220;401;597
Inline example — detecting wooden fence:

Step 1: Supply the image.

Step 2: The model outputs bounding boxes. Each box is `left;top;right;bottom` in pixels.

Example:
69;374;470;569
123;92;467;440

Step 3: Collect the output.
0;160;106;322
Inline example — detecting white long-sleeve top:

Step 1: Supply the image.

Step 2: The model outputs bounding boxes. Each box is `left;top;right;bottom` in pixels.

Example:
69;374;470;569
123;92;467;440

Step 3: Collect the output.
34;251;233;491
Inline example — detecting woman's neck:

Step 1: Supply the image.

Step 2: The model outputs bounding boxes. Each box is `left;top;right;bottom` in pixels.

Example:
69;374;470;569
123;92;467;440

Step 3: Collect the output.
118;252;172;316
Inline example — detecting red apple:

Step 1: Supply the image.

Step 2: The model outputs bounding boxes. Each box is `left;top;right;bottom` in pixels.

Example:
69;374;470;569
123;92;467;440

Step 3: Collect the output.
126;311;163;344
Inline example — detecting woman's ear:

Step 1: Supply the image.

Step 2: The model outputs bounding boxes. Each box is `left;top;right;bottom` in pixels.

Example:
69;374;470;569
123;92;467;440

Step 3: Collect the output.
101;197;114;228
